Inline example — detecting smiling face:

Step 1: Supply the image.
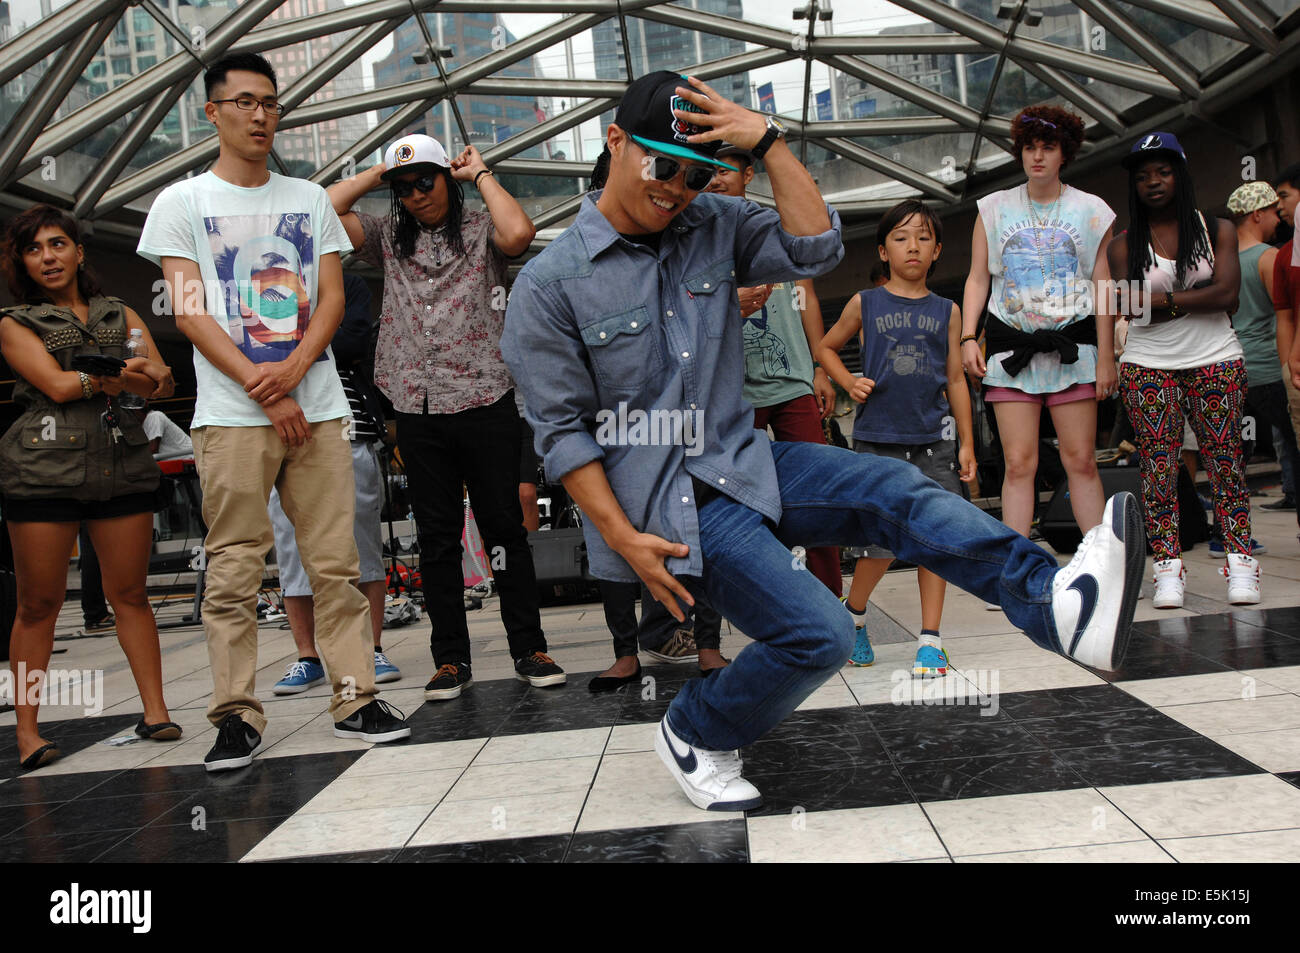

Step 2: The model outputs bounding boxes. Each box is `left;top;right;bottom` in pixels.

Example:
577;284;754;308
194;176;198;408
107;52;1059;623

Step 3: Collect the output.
598;125;709;234
206;69;279;159
1135;157;1178;211
1022;139;1064;184
22;225;83;296
878;213;939;281
704;157;754;198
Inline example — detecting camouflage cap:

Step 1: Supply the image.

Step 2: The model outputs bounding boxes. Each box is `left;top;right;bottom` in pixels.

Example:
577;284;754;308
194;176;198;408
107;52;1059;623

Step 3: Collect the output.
1227;181;1279;215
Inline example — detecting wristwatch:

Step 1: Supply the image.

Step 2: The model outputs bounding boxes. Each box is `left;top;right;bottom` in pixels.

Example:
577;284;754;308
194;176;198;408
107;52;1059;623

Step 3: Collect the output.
751;115;787;160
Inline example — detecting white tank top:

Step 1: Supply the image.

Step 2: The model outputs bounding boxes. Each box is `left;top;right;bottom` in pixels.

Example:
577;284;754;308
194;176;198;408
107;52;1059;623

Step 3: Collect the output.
1119;216;1242;371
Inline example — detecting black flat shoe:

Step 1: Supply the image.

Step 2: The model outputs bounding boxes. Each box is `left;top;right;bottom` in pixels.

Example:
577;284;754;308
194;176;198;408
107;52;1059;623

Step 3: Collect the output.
134;719;183;741
587;661;642;693
19;742;61;771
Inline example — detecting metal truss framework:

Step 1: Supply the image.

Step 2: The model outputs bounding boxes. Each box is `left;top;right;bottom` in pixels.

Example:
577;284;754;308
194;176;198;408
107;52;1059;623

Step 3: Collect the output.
0;0;1297;240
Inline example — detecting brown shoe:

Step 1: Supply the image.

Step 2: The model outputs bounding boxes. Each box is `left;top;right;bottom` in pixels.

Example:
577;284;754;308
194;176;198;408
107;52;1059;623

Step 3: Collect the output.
644;628;699;664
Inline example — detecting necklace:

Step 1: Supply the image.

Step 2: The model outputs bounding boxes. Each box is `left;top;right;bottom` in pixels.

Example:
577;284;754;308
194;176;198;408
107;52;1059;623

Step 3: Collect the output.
1023;183;1065;295
1150;225;1173;261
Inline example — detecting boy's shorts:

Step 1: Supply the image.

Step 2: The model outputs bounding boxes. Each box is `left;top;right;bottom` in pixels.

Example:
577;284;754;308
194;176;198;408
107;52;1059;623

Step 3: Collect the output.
846;437;962;560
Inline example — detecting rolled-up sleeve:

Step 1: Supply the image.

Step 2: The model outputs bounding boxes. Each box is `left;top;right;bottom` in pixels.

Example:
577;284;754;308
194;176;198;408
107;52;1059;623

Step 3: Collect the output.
731;199;844;286
502;273;606;482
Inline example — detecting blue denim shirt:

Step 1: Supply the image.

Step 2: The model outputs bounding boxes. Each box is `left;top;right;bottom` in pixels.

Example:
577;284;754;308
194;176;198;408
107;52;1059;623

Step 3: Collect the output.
501;191;844;582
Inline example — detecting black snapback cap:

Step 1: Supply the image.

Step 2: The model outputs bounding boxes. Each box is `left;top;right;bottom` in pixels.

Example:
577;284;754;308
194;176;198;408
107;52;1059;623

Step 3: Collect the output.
614;71;738;172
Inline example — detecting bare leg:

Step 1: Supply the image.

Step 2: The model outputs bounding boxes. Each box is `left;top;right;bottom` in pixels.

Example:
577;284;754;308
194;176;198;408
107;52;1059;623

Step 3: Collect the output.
283;594;316;657
87;513;172;726
1049;397;1105;531
519;483;540;533
917;567;947;632
991;401;1042;537
7;520;79;762
847;556;892;611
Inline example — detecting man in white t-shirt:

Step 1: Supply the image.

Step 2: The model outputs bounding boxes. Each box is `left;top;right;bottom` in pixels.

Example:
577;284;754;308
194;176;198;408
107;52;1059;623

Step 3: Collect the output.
137;53;409;772
141;410;194;461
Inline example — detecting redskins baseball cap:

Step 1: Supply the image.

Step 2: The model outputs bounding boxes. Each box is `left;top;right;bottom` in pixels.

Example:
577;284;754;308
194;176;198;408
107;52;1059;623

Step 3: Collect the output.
381;134;450;180
614;71;737;172
1122;131;1187;169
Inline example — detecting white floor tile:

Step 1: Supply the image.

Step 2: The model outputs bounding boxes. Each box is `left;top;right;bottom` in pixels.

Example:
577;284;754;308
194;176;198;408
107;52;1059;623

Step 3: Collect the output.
954;840;1173;862
1158;693;1300;737
748;804;947;863
240;805;433;861
1159;827;1300;862
407;789;586;845
1207;727;1300;773
1117;671;1281;708
1099;774;1300;839
473;727;610;765
922;788;1149;855
445;755;600;802
298;768;464;814
341;738;486;778
576;751;721;833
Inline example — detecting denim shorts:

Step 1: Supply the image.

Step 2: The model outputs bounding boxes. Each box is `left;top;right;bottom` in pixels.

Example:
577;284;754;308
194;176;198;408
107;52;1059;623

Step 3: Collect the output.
846;438;962;560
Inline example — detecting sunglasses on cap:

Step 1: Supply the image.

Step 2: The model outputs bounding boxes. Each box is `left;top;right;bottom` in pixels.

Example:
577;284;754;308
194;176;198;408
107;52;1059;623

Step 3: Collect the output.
633;141;717;192
391;173;440;198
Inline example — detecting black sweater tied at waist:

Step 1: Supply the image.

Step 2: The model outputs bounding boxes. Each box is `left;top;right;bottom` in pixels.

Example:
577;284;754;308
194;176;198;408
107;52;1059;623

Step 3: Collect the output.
983;314;1097;378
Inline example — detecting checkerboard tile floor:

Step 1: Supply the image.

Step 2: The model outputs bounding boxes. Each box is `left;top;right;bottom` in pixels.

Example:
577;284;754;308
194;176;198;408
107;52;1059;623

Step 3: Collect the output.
4;503;1300;862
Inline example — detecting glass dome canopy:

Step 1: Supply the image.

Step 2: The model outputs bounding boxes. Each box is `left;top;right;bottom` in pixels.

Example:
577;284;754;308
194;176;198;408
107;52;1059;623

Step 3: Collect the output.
1;0;1297;246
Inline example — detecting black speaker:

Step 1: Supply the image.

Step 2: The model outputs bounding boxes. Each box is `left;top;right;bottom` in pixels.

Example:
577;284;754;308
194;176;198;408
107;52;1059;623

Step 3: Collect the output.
1038;464;1208;553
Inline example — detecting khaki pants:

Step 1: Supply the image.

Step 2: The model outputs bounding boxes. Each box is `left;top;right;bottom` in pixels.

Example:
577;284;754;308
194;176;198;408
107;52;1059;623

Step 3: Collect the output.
192;420;374;733
1284;365;1300;445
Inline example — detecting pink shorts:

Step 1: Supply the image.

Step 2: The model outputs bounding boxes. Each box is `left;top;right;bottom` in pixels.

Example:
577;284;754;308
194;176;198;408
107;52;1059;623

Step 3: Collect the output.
984;382;1096;406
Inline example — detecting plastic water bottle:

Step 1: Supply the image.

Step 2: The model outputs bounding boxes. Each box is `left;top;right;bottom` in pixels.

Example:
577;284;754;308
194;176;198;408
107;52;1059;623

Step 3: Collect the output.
120;328;146;409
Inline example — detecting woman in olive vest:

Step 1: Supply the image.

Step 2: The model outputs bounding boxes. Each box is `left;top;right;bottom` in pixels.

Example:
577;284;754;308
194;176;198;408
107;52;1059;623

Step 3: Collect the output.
1;205;181;770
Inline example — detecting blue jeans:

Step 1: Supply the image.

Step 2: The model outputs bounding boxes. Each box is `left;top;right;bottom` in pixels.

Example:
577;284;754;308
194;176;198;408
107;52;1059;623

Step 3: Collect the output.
666;441;1064;751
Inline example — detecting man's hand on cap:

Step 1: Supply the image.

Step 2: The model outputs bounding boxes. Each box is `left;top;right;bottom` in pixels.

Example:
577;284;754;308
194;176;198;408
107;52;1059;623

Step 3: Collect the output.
450;145;488;182
672;75;766;151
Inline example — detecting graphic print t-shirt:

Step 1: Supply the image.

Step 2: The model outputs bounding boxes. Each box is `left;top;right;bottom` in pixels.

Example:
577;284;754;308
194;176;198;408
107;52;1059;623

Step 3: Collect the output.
137;172;352;428
976;185;1115;393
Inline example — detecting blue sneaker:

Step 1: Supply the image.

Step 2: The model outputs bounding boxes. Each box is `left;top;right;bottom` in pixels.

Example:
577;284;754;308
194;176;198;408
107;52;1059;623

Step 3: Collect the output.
912;644;950;678
1207;537;1267;558
273;659;326;695
847;626;874;667
374;651;401;684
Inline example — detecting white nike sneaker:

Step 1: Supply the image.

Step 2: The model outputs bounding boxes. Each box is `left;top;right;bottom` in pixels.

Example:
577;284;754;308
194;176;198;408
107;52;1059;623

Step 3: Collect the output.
1224;553;1262;605
654;716;763;812
1151;558;1185;610
1050;492;1145;671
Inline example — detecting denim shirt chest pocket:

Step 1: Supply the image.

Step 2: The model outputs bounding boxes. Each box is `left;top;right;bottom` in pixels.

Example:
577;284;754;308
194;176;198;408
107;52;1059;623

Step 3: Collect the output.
684;258;737;338
579;307;662;393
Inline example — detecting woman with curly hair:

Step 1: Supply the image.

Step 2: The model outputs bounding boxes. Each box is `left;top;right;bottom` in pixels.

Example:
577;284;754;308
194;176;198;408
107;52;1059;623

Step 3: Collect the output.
961;105;1115;573
0;204;181;770
1107;133;1255;608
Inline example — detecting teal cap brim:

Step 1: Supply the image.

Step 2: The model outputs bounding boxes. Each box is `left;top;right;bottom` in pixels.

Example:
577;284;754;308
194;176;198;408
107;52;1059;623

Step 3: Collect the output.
631;135;738;172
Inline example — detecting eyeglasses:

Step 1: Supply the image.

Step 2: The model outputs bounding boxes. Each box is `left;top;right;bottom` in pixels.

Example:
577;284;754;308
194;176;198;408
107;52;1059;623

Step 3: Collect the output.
633;141;717;192
391;174;440;198
210;96;286;116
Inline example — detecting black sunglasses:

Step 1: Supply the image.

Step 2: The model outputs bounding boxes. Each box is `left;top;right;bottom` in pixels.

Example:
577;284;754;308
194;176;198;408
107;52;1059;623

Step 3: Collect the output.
633;141;717;191
391;174;440;198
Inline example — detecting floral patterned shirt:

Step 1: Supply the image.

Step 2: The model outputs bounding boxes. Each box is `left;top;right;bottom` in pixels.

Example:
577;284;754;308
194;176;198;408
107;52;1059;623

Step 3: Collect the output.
355;208;514;414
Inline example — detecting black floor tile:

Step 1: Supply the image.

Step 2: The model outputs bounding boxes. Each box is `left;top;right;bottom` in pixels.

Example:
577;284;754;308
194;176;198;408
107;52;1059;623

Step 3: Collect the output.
566;820;748;862
1098;644;1232;682
901;750;1089;801
1015;706;1199;751
746;707;886;772
1055;736;1267;787
93;816;291;863
0;714;143;782
1276;771;1300;789
1217;642;1300;670
396;833;571;863
744;761;914;816
22;790;192;837
1137;614;1276;643
149;781;327;828
862;699;1011;730
0;801;63;838
995;684;1162;720
1151;625;1294;655
0;827;134;863
0;769;124;807
494;688;624;736
615;699;672;726
876;719;1044;764
1225;607;1300;639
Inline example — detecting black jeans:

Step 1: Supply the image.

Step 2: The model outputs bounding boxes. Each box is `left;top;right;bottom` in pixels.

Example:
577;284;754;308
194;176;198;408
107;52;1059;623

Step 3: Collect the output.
597;579;723;657
1244;380;1300;521
79;524;108;624
397;392;546;666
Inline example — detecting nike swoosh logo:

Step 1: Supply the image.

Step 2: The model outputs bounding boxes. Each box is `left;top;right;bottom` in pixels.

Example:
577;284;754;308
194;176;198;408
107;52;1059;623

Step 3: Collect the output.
1067;574;1099;656
662;722;697;774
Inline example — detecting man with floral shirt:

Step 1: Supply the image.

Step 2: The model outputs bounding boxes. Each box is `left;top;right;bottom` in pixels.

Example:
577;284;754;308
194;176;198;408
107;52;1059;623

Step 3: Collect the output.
328;134;564;699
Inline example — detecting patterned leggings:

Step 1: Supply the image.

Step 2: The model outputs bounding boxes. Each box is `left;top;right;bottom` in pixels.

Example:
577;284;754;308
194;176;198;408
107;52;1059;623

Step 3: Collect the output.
1119;359;1250;561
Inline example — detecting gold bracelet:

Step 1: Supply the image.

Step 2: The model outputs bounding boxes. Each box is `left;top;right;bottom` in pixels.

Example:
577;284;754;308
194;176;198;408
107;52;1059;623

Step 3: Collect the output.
959;334;979;345
474;169;494;189
78;371;94;399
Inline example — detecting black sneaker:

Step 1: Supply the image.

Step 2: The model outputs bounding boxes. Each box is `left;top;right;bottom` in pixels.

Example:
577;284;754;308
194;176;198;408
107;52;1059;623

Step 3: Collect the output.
424;663;472;701
1261;495;1296;511
204;713;261;773
333;699;411;743
515;651;567;688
